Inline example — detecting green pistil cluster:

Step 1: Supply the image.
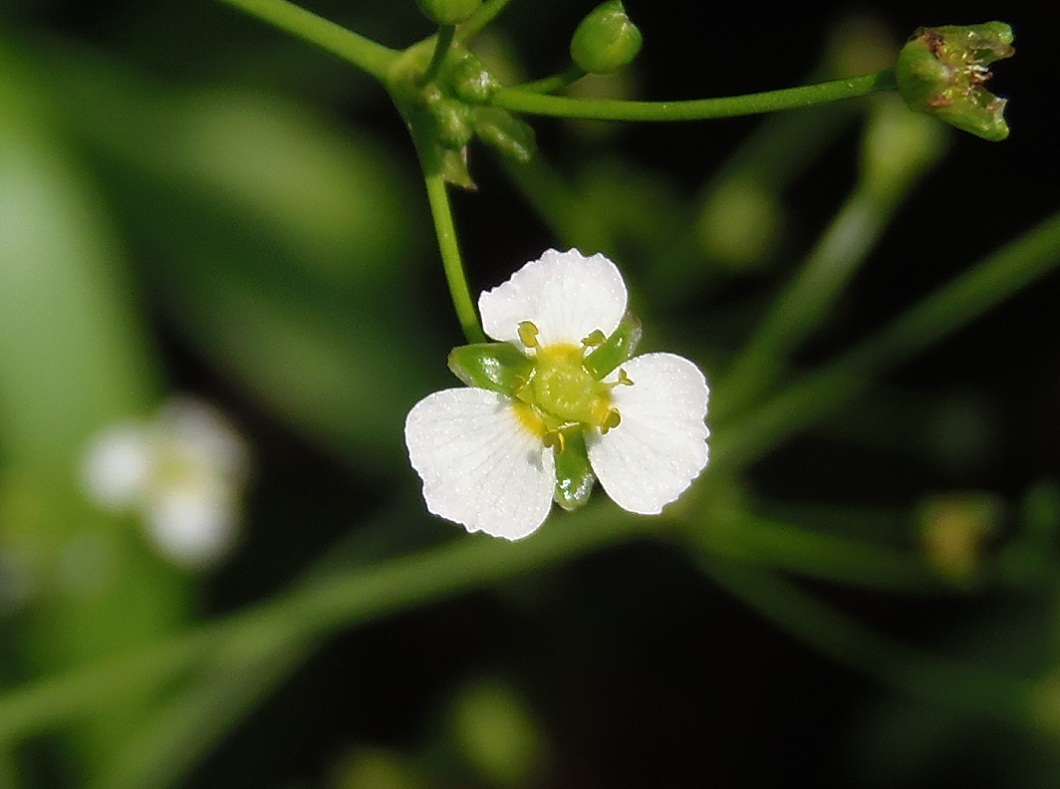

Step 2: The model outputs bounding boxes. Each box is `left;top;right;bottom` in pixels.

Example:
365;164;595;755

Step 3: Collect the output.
446;310;642;509
510;321;630;446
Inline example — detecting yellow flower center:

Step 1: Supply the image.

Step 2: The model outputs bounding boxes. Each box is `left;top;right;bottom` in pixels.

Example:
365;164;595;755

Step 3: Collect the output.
513;321;629;440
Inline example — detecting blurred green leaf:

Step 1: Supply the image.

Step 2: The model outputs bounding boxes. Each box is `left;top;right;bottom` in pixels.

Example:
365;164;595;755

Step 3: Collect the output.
0;40;188;771
34;44;440;470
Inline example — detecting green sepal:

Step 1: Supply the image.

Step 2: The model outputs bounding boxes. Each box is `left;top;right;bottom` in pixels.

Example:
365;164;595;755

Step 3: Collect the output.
569;1;643;75
440;147;475;189
896;22;1014;142
428;95;474;150
448;342;533;394
553;431;595;511
584;311;642;379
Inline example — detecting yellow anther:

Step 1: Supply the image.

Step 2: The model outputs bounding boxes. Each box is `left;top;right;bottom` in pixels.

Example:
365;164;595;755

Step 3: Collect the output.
601;408;622;434
581;329;606;348
615;368;634;387
518;321;540;349
543;430;566;453
510;374;532;402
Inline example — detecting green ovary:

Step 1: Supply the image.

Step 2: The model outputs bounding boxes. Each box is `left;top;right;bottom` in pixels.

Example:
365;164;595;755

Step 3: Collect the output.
531;344;613;428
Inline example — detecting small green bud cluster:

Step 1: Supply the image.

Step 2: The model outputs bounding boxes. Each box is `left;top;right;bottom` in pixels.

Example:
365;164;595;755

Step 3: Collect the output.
570;1;643;74
414;0;482;26
389;40;536;184
896;21;1014;142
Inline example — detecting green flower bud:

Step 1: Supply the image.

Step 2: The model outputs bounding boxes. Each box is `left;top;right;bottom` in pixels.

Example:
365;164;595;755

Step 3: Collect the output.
427;95;474;150
448;343;534;394
415;0;483;26
570;1;643;75
896;21;1014;142
919;492;1001;584
471;107;536;164
447;51;500;105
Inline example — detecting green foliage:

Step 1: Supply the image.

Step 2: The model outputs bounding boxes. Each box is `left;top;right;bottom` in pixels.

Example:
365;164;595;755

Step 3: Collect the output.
0;2;1056;788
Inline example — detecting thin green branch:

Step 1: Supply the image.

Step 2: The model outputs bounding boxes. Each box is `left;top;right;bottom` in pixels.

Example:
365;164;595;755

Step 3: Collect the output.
691;510;945;591
714;209;1060;472
214;0;398;81
517;66;588;94
491;69;896;121
423;170;487;343
716;188;884;420
697;555;1036;723
98;641;307;789
0;504;653;744
421;24;456;85
456;0;516;43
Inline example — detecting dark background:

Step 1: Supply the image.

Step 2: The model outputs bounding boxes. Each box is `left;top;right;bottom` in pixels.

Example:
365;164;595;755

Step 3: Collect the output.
4;1;1059;786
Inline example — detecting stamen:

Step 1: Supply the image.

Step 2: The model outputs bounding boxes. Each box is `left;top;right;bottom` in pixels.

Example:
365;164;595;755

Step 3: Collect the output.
615;369;634;387
518;321;540;349
601;409;621;434
581;329;606;348
510;374;531;402
543;430;566;452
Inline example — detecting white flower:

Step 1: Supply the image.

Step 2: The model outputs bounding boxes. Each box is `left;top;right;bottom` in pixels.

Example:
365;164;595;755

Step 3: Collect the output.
81;398;250;568
405;249;709;540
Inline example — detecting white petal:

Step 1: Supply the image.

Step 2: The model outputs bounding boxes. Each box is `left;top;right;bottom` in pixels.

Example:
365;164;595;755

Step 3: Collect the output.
145;484;238;568
159;398;250;479
586;353;709;515
81;424;155;509
479;249;627;348
405;389;555;540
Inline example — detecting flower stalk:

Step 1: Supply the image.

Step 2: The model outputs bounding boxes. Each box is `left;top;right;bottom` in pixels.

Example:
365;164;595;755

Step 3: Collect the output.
214;0;397;80
490;70;897;121
423;171;487;344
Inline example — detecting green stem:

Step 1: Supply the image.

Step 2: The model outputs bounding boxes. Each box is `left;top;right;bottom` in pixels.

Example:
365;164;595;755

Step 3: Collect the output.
423;170;487;343
456;0;516;42
518;66;588;94
697;555;1036;723
714;209;1060;472
421;24;456;85
691;510;945;591
0;504;653;743
491;69;896;121
213;0;398;81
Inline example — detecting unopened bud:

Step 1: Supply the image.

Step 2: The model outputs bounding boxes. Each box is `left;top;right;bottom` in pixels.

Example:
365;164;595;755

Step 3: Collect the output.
896;21;1014;142
472;107;536;164
570;1;643;75
448;51;499;104
415;0;483;26
920;492;1001;584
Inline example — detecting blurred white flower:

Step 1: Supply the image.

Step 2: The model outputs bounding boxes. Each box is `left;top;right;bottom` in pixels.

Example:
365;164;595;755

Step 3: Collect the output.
81;398;250;568
405;249;709;540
